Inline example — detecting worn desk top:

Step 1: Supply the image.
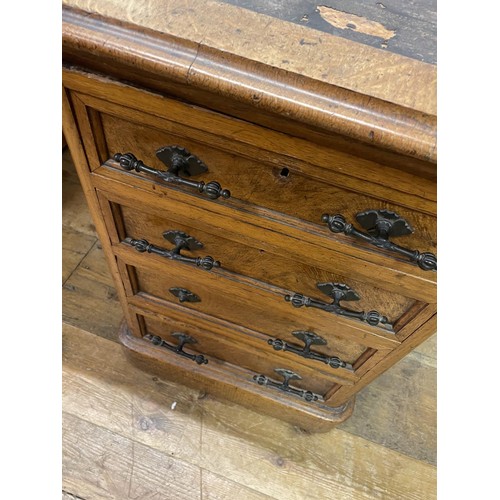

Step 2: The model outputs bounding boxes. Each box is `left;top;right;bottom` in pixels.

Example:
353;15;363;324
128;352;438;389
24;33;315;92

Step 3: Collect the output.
220;0;436;65
62;0;437;162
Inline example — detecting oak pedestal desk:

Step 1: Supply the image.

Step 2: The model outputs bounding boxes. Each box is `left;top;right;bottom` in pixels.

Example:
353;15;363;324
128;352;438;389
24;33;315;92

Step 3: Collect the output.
62;1;437;432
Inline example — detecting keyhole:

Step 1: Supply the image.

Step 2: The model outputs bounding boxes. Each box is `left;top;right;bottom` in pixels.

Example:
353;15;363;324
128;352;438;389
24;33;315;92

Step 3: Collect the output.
280;167;290;178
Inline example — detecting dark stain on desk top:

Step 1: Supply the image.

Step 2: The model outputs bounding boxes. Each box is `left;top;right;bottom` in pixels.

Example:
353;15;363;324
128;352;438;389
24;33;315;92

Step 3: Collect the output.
220;0;436;64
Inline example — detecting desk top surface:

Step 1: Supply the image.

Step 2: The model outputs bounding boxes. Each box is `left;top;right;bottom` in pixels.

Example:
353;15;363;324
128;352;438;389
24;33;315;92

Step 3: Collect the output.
62;0;436;116
218;0;436;65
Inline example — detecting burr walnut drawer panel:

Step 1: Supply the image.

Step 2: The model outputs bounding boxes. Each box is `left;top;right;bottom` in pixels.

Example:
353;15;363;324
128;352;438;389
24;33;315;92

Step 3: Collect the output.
72;89;437;276
130;306;360;395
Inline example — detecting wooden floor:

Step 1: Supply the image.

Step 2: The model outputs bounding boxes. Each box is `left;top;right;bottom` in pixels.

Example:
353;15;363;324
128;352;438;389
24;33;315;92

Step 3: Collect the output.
62;149;437;499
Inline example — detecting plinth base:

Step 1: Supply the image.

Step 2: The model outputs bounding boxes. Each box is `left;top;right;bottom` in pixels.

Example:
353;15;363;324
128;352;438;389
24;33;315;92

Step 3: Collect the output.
119;321;355;432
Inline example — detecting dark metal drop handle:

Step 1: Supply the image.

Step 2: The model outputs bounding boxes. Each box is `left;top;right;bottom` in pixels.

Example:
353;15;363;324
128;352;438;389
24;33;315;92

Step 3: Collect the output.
114;148;230;200
124;230;220;271
268;331;353;370
285;282;393;330
284;293;389;327
322;210;437;271
145;333;208;365
253;368;322;402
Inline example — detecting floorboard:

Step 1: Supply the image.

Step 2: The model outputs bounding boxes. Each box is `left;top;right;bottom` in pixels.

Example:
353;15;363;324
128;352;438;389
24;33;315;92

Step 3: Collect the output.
63;411;202;499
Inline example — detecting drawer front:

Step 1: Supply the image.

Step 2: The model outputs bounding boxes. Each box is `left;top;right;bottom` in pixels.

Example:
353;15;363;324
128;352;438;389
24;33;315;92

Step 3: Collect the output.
133;307;356;397
118;202;416;319
71;85;437;282
100;112;437;262
98;190;429;337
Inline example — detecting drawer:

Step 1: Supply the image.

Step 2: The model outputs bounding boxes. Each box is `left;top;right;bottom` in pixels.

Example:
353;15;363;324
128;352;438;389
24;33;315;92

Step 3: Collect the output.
72;89;437;277
120;204;416;322
132;306;358;397
98;189;431;337
103;114;436;261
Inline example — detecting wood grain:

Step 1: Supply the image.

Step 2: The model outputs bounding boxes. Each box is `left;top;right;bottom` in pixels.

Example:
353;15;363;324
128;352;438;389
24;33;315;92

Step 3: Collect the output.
115;244;400;350
62;0;436;114
62;148;119;330
62;150;98;237
64;70;434;179
200;402;436;500
97;110;438;243
326;312;436;407
62;226;95;284
62;241;123;340
64;147;436;368
63;86;144;339
140;313;346;395
129;299;360;385
63;327;204;465
62;74;437;298
69;76;437;210
116;200;417;321
129;254;402;350
63;414;276;500
413;333;437;366
62;0;438;464
63;67;437;428
62;5;436;162
339;351;436;465
63;67;436;432
63;412;202;499
121;322;356;431
200;470;276;500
